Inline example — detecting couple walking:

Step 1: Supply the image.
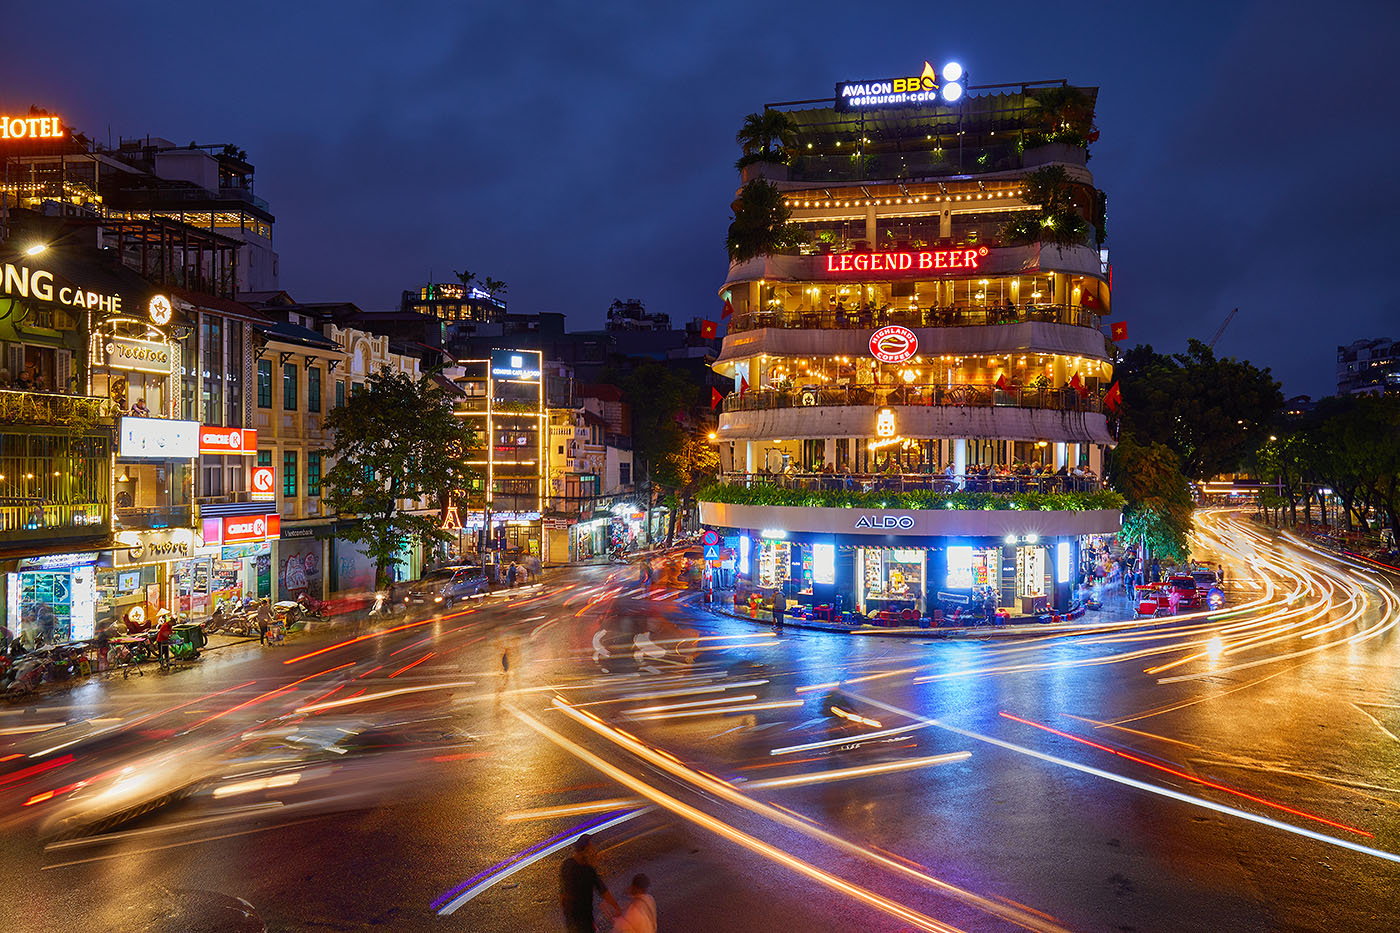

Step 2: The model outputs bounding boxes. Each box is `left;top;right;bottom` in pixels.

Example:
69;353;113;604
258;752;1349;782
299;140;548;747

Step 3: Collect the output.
560;834;656;932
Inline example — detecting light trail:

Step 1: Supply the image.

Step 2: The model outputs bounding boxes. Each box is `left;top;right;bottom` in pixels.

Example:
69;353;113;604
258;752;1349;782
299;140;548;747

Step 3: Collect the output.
850;693;1400;868
434;809;645;916
293;681;477;714
281;608;476;665
627;699;801;721
511;706;967;933
999;712;1374;837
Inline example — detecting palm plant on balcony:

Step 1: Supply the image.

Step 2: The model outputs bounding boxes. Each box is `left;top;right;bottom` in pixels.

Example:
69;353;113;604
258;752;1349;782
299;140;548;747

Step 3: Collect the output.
1000;165;1090;249
735;109;797;169
726;179;807;263
1023;86;1098;150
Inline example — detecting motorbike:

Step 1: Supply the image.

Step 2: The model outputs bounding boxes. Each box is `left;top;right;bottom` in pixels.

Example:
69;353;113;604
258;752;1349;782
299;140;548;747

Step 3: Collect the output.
296;593;329;622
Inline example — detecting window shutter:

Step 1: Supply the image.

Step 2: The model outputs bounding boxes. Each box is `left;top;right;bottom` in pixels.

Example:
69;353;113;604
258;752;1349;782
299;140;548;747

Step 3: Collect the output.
56;349;72;392
7;343;23;379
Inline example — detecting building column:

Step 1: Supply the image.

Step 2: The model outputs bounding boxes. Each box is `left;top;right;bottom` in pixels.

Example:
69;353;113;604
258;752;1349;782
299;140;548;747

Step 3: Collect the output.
865;204;877;245
1089;444;1103;476
825;438;837;469
953;439;966;481
940;206;952;240
745;441;756;475
1054;442;1067;470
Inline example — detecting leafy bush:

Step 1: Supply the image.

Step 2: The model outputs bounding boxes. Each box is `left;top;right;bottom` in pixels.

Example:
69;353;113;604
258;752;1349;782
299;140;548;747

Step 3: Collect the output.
696;483;1124;512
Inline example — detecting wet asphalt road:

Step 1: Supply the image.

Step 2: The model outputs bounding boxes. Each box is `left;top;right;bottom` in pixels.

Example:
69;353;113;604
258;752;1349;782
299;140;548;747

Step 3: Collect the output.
1;510;1399;932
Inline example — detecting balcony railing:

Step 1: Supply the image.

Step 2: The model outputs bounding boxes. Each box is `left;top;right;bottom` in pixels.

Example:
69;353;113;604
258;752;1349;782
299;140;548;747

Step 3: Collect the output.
0;390;116;428
723;383;1103;415
719;471;1103;495
729;303;1100;334
115;505;193;530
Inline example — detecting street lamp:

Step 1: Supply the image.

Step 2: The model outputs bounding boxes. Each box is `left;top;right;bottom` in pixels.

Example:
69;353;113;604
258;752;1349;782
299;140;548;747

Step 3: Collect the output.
24;243;47;256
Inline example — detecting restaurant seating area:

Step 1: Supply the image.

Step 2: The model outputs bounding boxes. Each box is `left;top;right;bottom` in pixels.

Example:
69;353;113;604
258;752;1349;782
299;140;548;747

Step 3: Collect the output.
729;302;1100;334
722;383;1104;414
720;469;1103;495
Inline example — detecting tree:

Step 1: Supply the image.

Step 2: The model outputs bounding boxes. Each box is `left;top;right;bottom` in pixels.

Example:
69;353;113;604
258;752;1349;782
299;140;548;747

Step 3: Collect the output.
726;179;806;264
612;361;716;544
322;367;478;588
482;276;508;299
1025;86;1097;148
1109;433;1194;560
1117;339;1282;480
453;269;476;290
735;109;797;168
1000;165;1091;249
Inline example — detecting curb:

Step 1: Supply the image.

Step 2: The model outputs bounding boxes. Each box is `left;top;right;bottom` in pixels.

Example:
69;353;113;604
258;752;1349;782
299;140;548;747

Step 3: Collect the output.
703;603;1139;640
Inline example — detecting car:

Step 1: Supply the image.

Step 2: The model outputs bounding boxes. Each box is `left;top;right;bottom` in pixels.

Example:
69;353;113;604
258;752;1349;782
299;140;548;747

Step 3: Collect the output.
403;566;488;611
1190;569;1220;590
1164;574;1199;609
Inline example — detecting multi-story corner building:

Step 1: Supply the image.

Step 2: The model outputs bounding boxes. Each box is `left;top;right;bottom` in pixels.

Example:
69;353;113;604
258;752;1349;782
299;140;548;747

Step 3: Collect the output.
702;64;1121;621
451;350;545;565
1337;338;1399;396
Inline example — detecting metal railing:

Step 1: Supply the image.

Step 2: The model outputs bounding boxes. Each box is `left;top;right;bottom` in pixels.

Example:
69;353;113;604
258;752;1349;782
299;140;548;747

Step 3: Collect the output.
729;303;1100;334
721;471;1103;494
0;390;116;428
723;383;1103;414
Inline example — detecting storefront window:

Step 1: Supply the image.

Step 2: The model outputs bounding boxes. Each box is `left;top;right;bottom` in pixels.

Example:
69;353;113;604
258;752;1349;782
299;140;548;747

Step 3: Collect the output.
758;538;791;589
6;563;97;643
857;547;924;615
308;367;321;413
202;318;223;425
1017;545;1047;598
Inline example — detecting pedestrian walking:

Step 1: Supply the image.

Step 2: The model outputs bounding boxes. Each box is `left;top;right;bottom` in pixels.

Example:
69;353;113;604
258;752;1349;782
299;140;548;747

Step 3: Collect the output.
507;562;519;588
611;874;657;933
155;610;173;669
771;594;785;632
1149;557;1161;584
255;599;272;645
560;834;620;933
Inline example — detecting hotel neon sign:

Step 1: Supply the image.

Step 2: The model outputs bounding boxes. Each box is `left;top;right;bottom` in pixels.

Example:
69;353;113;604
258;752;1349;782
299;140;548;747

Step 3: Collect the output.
824;247;988;275
0;114;64;140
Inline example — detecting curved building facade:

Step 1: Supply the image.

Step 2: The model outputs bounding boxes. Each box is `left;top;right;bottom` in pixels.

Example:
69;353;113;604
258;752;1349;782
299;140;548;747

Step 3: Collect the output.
701;68;1121;622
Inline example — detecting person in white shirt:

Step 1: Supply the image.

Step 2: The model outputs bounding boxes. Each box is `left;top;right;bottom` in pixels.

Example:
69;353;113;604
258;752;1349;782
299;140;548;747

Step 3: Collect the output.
612;874;657;933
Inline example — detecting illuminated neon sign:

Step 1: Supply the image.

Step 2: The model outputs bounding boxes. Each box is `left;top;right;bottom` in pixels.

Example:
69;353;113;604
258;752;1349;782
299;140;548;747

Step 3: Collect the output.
825;247;988;275
836;62;965;111
869;327;918;364
0;114;64;140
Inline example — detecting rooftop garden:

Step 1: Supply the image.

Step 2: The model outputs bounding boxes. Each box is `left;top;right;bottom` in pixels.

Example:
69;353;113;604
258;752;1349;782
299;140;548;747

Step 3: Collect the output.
697;482;1124;513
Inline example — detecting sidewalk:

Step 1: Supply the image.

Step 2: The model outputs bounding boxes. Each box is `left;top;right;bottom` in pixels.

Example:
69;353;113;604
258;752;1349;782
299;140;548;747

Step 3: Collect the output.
702;579;1144;640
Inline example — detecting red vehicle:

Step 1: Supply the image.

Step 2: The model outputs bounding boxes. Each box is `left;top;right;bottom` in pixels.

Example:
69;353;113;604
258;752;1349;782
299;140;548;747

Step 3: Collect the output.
1165;574;1200;609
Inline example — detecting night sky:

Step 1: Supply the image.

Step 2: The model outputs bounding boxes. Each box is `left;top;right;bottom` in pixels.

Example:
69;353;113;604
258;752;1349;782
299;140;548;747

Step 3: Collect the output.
2;1;1394;398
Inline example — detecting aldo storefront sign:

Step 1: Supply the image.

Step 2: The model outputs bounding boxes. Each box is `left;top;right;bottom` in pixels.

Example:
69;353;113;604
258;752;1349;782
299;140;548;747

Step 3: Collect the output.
855;514;916;530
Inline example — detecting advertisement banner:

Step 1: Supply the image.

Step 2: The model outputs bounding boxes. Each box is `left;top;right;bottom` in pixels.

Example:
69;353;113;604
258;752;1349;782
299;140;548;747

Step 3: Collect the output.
199;426;257;455
250;466;276;502
119;417;199;459
222;514;280;544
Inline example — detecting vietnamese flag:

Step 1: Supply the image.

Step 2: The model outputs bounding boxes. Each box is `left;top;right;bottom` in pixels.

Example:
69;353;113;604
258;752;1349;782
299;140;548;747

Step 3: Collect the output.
711;387;723;409
1110;320;1127;342
1104;380;1122;411
739;376;749;397
1070;373;1087;398
995;373;1009;392
700;319;718;339
721;299;734;320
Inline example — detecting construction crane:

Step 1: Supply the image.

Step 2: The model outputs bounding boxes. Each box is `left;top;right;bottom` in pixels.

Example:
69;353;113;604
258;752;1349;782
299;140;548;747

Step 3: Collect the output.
1208;307;1239;350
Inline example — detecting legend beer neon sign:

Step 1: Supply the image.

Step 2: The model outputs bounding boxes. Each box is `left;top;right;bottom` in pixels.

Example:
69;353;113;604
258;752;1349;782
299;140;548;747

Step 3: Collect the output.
824;247;989;275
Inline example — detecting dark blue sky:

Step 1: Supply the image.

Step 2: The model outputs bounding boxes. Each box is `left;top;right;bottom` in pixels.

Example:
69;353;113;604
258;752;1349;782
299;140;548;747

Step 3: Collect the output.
2;1;1394;398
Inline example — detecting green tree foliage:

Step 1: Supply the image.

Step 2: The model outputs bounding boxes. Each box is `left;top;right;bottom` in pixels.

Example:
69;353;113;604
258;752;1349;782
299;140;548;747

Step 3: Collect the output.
1108;433;1194;560
1117;339;1282;480
999;165;1091;249
321;367;478;588
1287;394;1400;532
726;179;807;263
1025;86;1097;148
735;109;797;168
614;361;718;544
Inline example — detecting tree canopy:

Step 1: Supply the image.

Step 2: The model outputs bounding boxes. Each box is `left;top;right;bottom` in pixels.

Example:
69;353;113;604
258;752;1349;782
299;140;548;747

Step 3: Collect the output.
735;109;796;168
1109;432;1194;560
1117;339;1282;480
726;179;806;264
321;367;478;588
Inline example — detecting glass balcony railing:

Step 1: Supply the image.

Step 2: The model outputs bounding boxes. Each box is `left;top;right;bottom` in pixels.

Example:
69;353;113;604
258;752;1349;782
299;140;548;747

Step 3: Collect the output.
115;505;193;531
730;303;1100;334
719;471;1104;494
722;383;1104;415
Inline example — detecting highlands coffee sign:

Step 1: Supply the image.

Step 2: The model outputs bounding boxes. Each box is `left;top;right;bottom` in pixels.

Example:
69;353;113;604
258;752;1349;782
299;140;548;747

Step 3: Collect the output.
824;247;988;276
